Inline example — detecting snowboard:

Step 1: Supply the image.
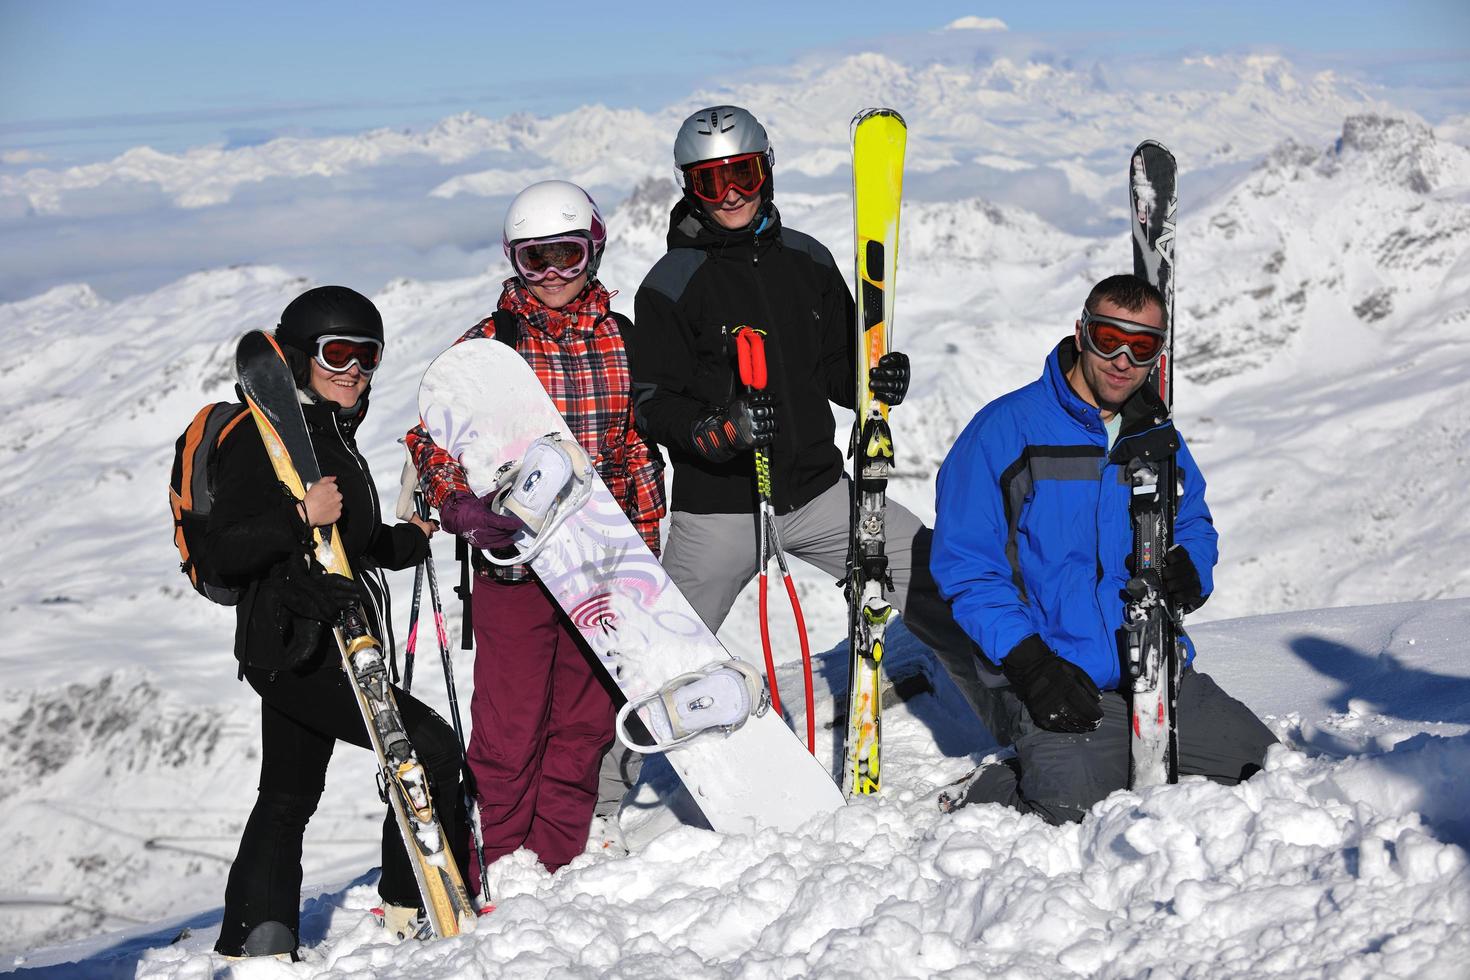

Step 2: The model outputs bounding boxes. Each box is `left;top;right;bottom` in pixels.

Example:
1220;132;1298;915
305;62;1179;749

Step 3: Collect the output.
236;330;475;938
417;338;846;836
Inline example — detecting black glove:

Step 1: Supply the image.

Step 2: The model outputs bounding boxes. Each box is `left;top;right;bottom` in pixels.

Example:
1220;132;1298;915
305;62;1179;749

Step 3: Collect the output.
1160;544;1206;614
1000;634;1104;734
868;350;910;406
690;392;778;463
268;562;362;669
281;563;361;622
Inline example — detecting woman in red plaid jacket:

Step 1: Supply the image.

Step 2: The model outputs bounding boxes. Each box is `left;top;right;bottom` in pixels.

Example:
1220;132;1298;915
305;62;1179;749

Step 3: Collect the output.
405;181;664;888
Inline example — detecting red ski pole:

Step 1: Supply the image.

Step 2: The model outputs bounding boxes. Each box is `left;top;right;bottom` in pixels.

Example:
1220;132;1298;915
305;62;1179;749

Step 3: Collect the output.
734;326;815;754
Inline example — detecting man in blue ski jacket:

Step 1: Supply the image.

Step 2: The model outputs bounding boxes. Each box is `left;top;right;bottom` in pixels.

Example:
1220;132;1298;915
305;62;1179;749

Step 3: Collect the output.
931;274;1275;824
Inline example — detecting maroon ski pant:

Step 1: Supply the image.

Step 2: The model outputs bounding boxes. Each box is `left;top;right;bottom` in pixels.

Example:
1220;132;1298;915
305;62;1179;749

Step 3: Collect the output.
466;575;614;889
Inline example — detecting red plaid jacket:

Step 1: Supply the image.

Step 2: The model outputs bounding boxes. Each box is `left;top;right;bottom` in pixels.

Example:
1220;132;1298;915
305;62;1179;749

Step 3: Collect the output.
406;279;666;572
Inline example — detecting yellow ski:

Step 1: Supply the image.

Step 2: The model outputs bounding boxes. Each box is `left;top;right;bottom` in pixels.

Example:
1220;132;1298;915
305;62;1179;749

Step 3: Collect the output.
844;108;906;798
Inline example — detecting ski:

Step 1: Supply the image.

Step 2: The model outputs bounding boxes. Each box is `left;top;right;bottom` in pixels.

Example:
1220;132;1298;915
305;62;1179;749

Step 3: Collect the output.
1124;140;1181;789
235;330;475;938
843;107;906;798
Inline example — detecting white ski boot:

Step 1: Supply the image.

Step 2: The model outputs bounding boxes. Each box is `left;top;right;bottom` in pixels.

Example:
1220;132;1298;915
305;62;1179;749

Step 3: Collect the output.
481;433;593;565
616;659;770;754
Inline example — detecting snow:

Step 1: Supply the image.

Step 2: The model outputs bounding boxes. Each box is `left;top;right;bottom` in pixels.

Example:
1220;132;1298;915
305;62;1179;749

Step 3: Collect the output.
2;33;1469;980
8;602;1470;977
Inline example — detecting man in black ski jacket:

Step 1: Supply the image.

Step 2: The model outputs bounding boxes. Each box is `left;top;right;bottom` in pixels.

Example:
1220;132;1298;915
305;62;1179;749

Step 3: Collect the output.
623;104;982;713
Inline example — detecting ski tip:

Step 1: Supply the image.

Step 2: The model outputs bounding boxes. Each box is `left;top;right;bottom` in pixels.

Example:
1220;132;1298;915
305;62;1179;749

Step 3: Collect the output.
1132;138;1176;160
853;107;908;127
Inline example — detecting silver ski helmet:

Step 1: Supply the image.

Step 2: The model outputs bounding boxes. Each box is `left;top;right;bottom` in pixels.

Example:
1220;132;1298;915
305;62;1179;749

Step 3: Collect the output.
673;105;774;205
502;180;607;281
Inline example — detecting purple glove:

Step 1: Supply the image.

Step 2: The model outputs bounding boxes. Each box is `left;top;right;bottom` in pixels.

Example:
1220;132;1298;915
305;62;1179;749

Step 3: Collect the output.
438;492;524;550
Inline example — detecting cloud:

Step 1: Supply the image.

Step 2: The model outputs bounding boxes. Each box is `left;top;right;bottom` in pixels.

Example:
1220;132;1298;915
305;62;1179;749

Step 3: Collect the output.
1;149;49;165
944;16;1008;32
0;39;1442;305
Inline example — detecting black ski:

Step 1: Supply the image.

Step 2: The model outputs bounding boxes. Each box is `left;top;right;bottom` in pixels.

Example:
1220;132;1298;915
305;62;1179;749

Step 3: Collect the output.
1123;140;1180;789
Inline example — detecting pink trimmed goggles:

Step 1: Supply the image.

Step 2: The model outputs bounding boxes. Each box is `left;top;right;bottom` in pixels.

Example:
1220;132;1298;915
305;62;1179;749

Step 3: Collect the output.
509;235;591;283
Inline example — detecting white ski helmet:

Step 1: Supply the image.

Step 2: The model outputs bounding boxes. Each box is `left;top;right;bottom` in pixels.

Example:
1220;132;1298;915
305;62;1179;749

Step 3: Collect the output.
673;106;774;201
501;180;607;277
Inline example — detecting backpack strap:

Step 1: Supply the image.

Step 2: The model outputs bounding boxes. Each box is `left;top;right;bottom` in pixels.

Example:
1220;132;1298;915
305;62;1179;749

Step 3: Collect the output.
490;309;519;349
455;535;474;649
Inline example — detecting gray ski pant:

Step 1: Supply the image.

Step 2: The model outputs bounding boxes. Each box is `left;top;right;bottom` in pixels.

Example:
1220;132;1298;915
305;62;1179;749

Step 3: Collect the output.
594;475;993;817
966;668;1277;825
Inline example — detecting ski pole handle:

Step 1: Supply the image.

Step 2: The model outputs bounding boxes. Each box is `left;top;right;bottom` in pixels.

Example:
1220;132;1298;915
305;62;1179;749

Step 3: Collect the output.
734;325;767;392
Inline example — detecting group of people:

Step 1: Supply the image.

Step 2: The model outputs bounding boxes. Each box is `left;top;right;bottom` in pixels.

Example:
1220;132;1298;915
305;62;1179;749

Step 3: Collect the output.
206;104;1273;960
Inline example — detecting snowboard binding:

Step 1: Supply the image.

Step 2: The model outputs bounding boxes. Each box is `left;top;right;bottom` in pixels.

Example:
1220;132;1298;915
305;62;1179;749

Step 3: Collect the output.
615;659;771;754
480;433;594;566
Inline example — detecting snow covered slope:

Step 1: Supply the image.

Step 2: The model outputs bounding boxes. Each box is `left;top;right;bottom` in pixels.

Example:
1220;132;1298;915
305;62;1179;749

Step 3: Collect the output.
10;599;1470;978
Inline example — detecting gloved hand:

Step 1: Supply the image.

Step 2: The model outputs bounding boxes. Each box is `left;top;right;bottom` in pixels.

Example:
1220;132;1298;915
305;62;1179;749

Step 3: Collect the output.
868;350;910;406
439;492;524;551
269;561;363;669
691;392;778;463
1000;634;1104;734
1160;544;1206;614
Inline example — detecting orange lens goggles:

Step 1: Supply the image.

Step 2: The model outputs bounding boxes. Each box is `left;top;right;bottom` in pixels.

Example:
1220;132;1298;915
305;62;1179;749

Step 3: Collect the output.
1080;308;1167;367
685;153;768;203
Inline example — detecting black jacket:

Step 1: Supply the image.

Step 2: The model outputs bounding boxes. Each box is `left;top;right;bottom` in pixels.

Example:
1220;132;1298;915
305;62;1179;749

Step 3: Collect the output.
206;392;428;672
628;200;856;515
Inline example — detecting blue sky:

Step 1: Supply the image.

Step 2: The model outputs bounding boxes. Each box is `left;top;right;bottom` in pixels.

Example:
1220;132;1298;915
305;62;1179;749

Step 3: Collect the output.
2;1;1466;163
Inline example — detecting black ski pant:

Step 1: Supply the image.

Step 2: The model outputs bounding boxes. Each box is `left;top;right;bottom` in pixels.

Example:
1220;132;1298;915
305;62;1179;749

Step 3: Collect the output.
966;668;1276;825
215;662;468;955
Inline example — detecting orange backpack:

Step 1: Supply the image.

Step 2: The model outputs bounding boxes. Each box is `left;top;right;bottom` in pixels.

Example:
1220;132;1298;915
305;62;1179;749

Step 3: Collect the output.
169;401;249;604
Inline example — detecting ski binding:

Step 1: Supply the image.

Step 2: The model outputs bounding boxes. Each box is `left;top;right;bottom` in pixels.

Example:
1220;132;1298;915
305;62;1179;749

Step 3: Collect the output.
616;660;771;754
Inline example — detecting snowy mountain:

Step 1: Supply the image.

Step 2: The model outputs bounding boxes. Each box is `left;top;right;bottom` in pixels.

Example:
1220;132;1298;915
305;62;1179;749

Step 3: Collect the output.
1;37;1468;973
0;53;1388;218
0;47;1410;303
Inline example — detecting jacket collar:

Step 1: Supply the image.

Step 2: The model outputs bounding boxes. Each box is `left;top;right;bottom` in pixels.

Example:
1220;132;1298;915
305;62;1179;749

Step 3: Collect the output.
499;277;611;341
1045;337;1169;436
300;386;369;437
666;197;782;254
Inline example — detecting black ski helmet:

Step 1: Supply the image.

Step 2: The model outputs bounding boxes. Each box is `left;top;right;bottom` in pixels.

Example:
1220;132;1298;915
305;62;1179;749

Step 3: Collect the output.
274;285;383;389
276;285;384;353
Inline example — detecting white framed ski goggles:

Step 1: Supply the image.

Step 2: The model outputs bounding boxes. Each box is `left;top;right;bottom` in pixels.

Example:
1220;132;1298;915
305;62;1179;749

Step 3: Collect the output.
1079;308;1167;367
509;235;591;283
312;334;382;374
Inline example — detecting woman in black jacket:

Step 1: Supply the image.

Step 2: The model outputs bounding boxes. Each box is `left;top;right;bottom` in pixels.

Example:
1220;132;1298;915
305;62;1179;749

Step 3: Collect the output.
206;286;468;959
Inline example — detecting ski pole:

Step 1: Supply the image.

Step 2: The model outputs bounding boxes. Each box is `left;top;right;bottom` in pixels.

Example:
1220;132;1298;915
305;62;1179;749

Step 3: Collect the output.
402;553;425;693
415;487;492;903
734;326;815;755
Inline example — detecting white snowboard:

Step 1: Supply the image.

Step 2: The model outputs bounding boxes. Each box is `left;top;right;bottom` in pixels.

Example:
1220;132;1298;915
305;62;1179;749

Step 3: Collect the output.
418;338;845;838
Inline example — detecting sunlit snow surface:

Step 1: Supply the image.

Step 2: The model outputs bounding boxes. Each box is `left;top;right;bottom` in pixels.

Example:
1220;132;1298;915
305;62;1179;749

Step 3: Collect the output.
8;601;1470;978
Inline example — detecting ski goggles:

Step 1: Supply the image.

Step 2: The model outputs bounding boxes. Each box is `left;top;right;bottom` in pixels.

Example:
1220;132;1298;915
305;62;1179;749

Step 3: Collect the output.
684;152;768;204
312;334;382;374
1079;308;1168;367
509;235;591;283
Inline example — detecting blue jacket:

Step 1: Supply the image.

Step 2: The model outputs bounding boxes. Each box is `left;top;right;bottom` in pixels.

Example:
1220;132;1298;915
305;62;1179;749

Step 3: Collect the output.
931;339;1217;691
